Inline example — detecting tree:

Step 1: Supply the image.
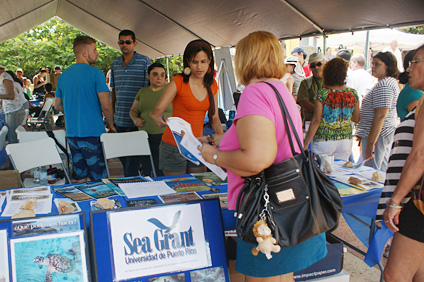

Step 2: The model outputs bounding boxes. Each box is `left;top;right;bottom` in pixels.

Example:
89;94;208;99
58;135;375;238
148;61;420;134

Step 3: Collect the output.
154;55;184;79
403;25;424;35
0;17;121;79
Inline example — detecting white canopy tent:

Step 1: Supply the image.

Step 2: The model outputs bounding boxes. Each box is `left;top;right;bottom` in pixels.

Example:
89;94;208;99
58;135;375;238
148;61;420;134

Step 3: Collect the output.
319;29;424;52
1;0;424;58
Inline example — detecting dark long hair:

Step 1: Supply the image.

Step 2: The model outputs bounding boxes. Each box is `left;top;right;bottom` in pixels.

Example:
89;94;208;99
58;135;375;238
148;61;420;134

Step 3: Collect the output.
181;39;216;123
6;70;23;87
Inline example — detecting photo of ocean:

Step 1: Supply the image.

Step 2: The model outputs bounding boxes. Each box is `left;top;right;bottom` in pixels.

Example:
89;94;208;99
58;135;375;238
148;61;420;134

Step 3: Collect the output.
10;231;88;282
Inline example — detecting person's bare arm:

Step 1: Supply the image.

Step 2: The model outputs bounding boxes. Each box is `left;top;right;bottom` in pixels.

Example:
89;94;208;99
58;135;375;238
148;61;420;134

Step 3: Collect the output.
98;91;116;132
150;81;177;128
210;93;224;135
199;115;277;177
351;103;360;123
304;100;323;149
365;108;389;159
298;100;315;113
1;79;15;100
111;88;116;113
407;100;420;113
54;97;64;112
129;100;144;128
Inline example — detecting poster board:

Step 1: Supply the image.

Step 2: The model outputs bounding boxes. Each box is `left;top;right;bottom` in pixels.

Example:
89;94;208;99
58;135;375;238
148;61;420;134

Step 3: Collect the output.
0;213;90;282
91;199;229;282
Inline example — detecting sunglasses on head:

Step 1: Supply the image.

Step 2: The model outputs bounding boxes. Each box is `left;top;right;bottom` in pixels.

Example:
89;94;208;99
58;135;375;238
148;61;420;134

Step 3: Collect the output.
118;40;133;45
310;62;323;68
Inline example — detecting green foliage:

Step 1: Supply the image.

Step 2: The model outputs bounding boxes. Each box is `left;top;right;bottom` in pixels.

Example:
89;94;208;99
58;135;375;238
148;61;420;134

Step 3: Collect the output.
154;55;184;79
402;25;424;35
0;17;121;79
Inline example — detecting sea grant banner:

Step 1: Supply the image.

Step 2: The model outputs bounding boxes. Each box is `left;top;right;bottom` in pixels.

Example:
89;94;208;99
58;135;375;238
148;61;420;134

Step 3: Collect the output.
108;203;211;281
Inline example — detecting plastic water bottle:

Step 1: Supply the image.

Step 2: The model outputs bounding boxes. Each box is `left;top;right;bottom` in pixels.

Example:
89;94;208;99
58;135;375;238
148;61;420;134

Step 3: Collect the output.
39;166;48;185
226;106;236;129
33;167;40;184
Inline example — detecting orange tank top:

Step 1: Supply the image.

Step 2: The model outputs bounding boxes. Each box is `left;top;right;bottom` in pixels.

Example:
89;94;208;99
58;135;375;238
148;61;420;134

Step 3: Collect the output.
162;75;218;146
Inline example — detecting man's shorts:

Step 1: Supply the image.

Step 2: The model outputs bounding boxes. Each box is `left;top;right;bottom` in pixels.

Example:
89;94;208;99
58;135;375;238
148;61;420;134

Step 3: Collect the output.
159;141;203;172
68;137;107;181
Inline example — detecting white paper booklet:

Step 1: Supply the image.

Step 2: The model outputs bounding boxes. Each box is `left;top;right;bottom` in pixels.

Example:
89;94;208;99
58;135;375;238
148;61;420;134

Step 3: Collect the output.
167;117;227;180
118;181;176;199
2;194;53;217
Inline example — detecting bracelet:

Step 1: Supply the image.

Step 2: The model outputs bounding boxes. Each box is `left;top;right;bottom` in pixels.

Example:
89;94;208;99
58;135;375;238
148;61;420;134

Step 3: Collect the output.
207;135;215;146
386;200;403;210
213;151;220;166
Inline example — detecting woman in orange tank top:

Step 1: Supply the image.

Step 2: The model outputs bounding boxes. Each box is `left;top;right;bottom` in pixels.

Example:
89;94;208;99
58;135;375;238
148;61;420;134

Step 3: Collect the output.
150;39;223;176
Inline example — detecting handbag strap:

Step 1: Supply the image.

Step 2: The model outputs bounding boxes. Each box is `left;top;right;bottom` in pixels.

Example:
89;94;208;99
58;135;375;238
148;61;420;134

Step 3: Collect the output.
263;82;307;159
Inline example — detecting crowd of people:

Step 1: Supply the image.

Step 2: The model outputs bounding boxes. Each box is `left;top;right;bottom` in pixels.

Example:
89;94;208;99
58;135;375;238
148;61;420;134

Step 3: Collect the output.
1;27;424;281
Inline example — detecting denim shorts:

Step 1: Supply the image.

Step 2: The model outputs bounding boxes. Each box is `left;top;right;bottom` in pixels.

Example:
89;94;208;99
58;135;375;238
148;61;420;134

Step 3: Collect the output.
158;141;203;172
68;137;107;181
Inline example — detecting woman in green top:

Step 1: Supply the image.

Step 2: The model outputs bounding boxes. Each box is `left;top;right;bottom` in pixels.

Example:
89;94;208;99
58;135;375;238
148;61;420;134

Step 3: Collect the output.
304;58;360;161
130;62;172;176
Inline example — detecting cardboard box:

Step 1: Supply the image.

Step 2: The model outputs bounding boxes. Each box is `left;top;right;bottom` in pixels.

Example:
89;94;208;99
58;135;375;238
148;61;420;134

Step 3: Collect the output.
294;235;343;281
0;170;21;189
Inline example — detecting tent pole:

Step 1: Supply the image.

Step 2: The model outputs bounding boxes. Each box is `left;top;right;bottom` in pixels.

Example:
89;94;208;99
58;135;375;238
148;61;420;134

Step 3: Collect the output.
323;34;327;56
166;57;170;83
364;31;370;70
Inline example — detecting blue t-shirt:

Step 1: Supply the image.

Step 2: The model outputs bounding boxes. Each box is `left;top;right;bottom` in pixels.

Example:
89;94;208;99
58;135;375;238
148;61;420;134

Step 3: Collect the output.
396;83;423;121
56;64;109;137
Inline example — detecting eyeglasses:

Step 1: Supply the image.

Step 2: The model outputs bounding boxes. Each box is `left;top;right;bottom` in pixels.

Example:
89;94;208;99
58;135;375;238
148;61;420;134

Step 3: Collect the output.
310;62;323;69
409;59;423;68
118;40;133;45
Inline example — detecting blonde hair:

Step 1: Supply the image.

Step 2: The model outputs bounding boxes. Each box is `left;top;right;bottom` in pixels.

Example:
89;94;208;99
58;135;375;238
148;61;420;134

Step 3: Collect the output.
235;31;286;86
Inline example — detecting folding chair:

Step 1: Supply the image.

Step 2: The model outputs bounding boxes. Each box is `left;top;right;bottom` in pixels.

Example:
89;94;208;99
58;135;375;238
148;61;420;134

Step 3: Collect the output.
21;109;29;126
16;129;70;171
28;98;55;131
6;137;71;187
100;130;156;178
0;126;8;151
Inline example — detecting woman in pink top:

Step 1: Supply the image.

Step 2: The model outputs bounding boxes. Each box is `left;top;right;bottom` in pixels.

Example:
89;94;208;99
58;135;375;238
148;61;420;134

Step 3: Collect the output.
199;31;326;282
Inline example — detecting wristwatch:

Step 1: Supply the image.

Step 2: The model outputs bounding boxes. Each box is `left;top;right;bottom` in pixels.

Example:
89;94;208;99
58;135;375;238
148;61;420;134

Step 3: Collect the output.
213;151;220;166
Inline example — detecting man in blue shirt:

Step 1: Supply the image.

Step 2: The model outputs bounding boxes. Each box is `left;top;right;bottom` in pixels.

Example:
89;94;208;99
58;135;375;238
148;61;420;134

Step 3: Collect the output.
55;35;116;182
110;29;151;177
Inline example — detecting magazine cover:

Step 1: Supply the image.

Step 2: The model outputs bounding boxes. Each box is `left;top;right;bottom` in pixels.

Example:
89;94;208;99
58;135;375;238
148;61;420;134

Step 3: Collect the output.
12;214;81;237
10;231;89;282
159;192;202;203
190;266;226;282
0;229;10;282
202;193;228;209
126;199;159;207
164;176;210;192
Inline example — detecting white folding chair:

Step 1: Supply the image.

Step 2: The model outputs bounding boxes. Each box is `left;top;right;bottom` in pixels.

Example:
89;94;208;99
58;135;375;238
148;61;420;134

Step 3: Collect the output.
6;137;71;187
100;130;156;178
0;126;8;151
28;98;55;131
16;129;70;171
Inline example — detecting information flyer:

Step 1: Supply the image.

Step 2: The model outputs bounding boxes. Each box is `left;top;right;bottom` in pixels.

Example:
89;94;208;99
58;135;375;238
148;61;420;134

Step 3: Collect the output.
108;203;211;281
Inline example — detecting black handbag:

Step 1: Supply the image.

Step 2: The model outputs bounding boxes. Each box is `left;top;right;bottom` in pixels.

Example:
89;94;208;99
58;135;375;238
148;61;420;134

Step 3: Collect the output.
235;82;342;247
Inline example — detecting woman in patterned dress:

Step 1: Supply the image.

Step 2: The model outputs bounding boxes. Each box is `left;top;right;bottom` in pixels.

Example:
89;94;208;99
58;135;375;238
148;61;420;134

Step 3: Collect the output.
304;57;360;160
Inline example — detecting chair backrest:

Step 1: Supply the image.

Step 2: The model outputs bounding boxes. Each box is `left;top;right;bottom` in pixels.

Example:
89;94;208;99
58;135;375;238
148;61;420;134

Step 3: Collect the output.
15;125;26;133
17;129;67;150
100;130;151;160
6;137;63;173
37;98;54;120
0;126;8;150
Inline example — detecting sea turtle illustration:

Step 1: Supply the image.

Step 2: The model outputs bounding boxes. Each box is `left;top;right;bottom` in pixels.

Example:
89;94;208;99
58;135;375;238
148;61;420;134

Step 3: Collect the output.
33;254;75;282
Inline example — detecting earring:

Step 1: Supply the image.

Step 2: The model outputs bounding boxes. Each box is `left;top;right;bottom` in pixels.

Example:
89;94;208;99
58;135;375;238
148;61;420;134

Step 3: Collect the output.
183;67;191;76
207;67;211;74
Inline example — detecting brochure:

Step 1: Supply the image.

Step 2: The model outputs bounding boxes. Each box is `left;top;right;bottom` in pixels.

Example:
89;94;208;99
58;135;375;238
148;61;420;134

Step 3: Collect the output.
166;117;227;180
54;186;93;201
202;193;228;209
53;198;82;214
11;214;81;237
90;198;122;211
0;229;9;282
118;181;176;199
159;192;202;203
76;182;118;199
191;172;227;186
126;198;159;207
2;194;53;217
164;176;210;192
102;176;150;196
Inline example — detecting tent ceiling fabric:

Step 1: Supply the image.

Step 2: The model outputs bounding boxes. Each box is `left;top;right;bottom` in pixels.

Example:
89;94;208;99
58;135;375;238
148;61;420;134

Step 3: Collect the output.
1;0;424;58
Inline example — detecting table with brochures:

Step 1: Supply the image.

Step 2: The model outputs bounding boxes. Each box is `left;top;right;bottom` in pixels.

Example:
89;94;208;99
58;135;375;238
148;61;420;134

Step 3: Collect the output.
0;168;389;269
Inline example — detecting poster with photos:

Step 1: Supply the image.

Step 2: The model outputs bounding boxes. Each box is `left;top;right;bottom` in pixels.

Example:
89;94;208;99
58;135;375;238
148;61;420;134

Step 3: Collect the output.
0;229;10;282
10;231;88;282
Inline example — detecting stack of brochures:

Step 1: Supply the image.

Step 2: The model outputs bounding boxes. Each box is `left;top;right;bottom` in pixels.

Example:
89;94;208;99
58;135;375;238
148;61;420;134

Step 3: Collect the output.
2;186;53;217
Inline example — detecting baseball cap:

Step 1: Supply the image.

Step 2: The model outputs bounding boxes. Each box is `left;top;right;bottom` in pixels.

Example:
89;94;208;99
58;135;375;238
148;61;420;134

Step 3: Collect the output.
291;47;307;56
308;53;326;64
336;49;351;61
